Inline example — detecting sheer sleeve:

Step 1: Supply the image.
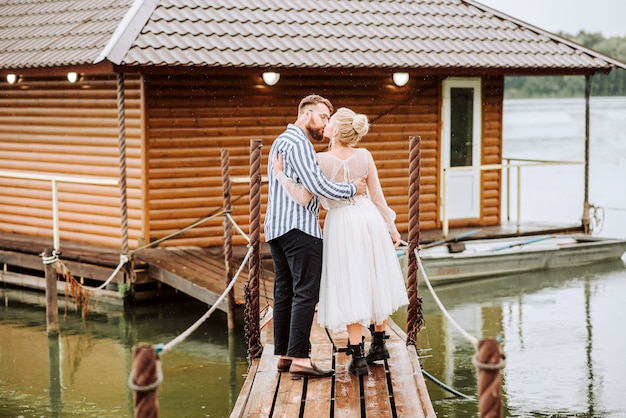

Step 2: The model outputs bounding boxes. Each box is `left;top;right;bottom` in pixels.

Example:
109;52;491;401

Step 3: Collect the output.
275;171;313;206
364;149;398;235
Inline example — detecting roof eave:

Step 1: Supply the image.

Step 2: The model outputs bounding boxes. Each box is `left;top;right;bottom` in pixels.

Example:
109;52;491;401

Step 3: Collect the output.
109;63;609;78
1;61;115;78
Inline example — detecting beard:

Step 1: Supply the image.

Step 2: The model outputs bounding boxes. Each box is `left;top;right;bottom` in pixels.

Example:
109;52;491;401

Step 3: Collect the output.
306;125;324;142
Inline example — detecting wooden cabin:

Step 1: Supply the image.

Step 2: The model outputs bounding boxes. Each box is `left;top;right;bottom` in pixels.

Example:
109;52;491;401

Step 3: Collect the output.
2;0;625;255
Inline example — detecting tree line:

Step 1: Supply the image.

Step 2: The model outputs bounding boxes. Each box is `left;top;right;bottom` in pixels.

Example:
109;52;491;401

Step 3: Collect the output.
505;31;626;98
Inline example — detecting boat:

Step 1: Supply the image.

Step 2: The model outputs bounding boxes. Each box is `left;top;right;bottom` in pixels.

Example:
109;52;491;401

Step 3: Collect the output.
398;234;626;285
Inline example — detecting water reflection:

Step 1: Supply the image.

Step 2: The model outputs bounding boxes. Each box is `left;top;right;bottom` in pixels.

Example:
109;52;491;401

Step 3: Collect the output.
394;259;626;417
0;291;248;417
3;260;626;417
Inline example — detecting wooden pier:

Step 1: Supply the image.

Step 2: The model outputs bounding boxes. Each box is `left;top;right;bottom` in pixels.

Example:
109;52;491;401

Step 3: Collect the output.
230;313;435;417
135;245;275;311
0;217;581;308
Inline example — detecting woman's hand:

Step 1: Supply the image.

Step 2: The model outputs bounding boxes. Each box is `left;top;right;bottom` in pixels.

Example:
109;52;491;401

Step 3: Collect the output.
272;152;284;174
391;231;402;248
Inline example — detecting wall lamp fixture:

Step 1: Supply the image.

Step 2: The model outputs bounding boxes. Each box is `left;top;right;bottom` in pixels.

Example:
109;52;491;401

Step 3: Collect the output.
392;72;410;87
262;72;280;86
67;72;80;83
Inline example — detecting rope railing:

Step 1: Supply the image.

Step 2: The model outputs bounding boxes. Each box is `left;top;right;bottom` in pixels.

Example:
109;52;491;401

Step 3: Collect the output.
412;247;506;417
126;243;253;417
52;209;248;297
22;143;260;416
41;207;252;326
226;212;251;243
133;210;230;253
159;245;253;355
126;209;257;416
414;253;478;347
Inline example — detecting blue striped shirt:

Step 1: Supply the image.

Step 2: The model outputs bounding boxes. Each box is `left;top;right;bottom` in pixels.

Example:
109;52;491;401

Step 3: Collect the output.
264;124;357;241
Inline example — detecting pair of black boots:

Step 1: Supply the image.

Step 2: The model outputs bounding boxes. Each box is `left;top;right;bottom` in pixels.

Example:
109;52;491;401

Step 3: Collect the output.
347;329;390;376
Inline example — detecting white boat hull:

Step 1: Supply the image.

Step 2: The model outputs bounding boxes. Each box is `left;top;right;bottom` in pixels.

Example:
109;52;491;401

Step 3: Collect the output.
399;235;626;285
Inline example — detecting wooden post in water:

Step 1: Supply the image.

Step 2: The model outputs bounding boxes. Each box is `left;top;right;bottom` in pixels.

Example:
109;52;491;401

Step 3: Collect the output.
475;338;505;418
246;139;263;358
131;344;160;418
221;148;236;333
48;333;62;415
42;248;63;416
43;247;59;337
406;136;423;345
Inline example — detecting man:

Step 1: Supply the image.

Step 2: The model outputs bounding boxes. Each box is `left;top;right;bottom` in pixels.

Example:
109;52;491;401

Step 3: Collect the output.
264;94;367;379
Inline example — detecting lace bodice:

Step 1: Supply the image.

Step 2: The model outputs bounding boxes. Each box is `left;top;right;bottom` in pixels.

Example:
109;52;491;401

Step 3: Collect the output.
276;148;398;234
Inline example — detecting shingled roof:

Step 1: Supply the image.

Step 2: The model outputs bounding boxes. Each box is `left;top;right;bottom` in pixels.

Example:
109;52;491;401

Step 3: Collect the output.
1;0;625;74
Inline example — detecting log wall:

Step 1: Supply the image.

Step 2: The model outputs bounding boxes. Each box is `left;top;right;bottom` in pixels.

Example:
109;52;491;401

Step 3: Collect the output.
145;73;504;248
0;72;503;250
0;74;143;249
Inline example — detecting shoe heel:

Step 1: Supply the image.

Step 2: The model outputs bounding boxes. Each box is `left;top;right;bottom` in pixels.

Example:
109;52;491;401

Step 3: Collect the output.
347;341;369;376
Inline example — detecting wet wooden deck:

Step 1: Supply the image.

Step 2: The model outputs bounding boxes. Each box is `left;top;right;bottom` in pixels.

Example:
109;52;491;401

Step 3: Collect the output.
230;314;436;418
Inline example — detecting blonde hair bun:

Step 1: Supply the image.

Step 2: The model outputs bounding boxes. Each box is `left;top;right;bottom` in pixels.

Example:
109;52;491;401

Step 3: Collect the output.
334;107;369;147
352;114;369;137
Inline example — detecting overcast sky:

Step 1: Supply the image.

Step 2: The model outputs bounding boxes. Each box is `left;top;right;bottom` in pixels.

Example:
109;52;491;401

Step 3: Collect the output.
475;0;625;37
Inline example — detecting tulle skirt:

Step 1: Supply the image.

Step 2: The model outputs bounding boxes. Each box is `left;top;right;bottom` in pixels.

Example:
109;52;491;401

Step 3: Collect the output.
317;196;409;332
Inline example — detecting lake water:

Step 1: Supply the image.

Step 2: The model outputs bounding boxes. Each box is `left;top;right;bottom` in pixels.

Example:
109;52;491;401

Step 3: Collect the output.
1;97;626;417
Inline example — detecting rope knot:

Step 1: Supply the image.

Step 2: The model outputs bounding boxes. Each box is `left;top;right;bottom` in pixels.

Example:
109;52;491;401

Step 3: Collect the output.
472;353;506;371
128;345;163;392
40;250;60;265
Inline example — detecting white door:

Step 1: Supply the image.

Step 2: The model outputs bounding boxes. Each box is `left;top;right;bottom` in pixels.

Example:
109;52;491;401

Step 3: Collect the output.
441;78;482;220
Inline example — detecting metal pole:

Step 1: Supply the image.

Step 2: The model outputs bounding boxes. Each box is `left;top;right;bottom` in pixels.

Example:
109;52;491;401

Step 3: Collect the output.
506;159;511;221
582;74;592;233
442;168;448;238
51;180;60;253
516;165;522;234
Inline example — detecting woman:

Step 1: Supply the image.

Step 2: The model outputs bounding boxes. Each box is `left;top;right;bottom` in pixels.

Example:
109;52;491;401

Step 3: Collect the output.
273;107;408;376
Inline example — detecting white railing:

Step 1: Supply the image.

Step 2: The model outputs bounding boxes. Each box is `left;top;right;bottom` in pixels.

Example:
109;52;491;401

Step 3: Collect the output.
441;158;584;237
0;170;118;252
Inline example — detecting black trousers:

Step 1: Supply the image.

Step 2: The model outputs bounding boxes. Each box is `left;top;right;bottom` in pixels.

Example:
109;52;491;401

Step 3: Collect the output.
269;229;322;358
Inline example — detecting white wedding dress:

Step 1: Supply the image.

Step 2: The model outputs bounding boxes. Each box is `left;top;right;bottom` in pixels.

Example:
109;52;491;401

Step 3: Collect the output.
277;147;409;332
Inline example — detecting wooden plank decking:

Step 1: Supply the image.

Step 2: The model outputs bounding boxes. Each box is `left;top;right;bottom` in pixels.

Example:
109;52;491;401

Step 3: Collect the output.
135;245;275;311
230;314;436;418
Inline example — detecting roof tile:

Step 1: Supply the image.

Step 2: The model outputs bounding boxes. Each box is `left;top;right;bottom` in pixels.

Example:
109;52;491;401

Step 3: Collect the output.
0;0;623;72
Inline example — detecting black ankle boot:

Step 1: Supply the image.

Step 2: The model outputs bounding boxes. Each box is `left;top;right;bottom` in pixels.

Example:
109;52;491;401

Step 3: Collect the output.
366;331;390;364
347;340;369;375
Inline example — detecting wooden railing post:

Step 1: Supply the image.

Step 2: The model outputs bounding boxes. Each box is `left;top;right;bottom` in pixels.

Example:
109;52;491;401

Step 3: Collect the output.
245;139;263;359
406;135;423;346
475;338;505;417
221;149;236;333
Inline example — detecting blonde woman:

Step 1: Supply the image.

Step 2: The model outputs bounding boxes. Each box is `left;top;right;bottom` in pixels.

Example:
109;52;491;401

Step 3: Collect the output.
273;107;408;375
